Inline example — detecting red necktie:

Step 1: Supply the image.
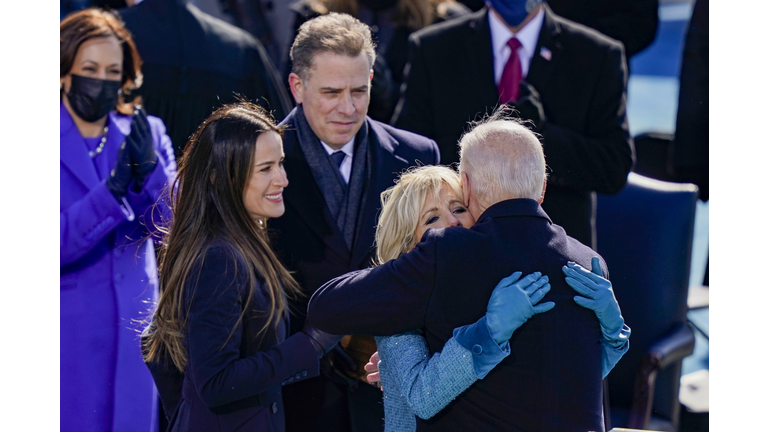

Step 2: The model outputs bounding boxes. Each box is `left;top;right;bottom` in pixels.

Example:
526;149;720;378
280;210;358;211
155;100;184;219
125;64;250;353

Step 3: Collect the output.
498;38;522;104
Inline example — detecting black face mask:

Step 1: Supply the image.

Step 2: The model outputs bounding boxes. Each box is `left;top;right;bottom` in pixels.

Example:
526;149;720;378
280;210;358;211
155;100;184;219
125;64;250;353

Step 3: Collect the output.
66;74;121;123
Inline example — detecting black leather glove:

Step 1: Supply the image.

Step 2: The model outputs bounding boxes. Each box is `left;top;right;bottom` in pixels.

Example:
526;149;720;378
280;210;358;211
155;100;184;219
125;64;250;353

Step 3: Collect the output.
126;106;157;191
302;323;343;358
320;344;360;389
105;140;134;202
514;81;547;133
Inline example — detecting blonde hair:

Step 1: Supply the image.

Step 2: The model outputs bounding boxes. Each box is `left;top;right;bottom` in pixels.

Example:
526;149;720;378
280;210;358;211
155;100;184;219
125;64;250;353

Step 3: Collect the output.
375;165;463;263
458;108;547;204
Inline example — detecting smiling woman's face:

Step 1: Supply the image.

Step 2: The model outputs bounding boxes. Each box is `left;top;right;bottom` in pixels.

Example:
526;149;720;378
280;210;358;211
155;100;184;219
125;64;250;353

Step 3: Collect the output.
413;183;476;246
243;131;289;221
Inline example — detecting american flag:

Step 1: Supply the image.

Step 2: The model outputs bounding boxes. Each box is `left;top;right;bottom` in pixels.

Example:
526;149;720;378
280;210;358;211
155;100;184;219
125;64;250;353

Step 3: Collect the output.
540;47;552;61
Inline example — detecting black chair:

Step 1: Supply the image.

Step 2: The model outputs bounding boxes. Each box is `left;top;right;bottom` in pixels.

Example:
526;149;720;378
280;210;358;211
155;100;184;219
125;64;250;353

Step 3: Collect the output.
596;173;699;431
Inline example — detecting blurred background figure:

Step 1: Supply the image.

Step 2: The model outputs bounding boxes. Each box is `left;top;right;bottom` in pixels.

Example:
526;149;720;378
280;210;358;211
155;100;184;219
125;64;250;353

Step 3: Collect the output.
60;8;176;432
671;0;708;205
286;0;471;122
392;0;634;250
547;0;659;61
117;0;292;158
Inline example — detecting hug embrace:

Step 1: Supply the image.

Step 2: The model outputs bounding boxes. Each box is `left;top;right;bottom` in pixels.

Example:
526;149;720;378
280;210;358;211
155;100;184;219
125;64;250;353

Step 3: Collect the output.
132;11;630;432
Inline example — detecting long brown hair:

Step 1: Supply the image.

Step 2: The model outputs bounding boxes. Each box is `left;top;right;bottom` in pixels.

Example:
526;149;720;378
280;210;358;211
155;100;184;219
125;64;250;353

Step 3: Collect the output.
60;8;143;114
142;102;301;372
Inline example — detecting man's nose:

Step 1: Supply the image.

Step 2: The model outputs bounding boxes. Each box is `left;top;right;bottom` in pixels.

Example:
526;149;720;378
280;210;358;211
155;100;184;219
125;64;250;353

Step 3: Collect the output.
336;92;355;116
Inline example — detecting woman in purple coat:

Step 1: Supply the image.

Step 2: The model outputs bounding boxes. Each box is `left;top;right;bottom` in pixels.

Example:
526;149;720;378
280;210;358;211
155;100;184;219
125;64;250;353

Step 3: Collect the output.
60;9;176;432
141;102;340;432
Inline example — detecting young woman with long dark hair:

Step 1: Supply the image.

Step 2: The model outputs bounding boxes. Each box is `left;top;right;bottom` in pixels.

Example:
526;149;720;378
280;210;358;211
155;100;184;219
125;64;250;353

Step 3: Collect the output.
142;102;340;432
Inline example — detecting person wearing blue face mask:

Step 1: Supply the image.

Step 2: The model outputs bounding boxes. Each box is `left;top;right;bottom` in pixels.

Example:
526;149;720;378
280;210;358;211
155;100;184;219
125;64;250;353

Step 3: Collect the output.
60;8;176;432
392;0;634;253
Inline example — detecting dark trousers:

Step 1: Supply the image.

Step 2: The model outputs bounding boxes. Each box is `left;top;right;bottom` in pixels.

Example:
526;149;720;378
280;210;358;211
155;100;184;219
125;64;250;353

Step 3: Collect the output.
283;375;384;432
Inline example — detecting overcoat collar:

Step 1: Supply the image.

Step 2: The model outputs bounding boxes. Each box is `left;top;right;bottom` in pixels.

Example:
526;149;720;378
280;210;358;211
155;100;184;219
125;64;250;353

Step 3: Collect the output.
477;198;552;225
350;120;412;267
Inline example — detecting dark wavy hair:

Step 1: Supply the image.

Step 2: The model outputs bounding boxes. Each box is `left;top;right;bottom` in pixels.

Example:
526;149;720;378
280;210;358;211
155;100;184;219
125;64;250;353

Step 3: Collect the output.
142;102;301;372
60;7;143;114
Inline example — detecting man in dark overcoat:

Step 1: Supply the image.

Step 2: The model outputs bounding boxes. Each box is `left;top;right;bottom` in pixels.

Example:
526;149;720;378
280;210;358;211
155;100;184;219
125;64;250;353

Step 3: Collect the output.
267;13;440;432
308;113;611;431
392;0;634;249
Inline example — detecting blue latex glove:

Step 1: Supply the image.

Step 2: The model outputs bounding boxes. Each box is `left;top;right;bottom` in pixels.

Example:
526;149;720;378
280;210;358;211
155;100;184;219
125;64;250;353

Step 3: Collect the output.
563;257;625;343
486;271;555;344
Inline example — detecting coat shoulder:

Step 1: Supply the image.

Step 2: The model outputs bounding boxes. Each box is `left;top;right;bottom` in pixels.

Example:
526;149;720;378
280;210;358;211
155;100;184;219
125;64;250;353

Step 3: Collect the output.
371;120;440;162
410;8;485;44
550;11;625;54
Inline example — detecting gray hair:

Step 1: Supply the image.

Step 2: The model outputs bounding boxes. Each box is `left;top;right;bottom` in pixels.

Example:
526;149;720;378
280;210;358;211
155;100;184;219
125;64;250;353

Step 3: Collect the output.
290;12;376;81
458;108;547;203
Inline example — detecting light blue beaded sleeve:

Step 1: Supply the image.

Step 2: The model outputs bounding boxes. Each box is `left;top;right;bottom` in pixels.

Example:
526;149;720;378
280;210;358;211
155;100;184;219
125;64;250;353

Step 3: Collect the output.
376;328;506;432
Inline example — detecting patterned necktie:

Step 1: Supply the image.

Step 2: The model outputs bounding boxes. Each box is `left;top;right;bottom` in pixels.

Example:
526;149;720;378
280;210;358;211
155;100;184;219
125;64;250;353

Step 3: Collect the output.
498;37;523;104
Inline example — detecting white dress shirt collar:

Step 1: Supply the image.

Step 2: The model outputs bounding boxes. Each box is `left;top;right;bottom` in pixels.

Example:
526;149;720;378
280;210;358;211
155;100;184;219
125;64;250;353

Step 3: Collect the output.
488;7;545;85
321;139;355;184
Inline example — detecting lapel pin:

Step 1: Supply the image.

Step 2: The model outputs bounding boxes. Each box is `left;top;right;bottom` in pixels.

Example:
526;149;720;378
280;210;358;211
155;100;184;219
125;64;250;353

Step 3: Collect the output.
540;47;552;61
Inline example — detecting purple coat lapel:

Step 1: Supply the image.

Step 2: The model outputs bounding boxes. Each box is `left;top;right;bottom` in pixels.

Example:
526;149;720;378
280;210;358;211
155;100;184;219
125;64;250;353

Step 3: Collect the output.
60;102;133;185
60;102;100;189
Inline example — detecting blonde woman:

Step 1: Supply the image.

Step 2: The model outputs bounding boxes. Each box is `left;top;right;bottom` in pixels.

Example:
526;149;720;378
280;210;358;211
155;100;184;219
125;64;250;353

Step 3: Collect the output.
363;166;628;431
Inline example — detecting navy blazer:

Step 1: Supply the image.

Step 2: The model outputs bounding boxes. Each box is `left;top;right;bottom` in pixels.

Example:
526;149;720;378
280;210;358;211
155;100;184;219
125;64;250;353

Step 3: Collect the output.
309;199;607;431
147;241;320;432
393;5;634;247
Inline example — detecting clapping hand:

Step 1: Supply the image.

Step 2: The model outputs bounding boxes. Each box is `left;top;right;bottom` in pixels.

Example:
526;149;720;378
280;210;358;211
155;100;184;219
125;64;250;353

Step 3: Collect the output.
105;140;134;201
563;257;626;343
126;106;157;191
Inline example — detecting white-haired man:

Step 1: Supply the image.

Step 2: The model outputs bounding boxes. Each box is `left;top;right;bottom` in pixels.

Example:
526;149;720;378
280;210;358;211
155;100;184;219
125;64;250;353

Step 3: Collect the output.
308;111;629;431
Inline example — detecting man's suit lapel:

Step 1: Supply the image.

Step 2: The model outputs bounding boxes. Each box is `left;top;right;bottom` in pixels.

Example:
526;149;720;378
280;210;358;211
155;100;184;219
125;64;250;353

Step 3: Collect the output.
60;102;101;190
350;122;411;268
466;9;500;109
527;5;564;91
282;126;349;262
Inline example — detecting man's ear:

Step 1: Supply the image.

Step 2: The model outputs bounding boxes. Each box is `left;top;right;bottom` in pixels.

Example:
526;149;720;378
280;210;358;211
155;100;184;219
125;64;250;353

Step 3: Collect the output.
288;72;304;105
537;179;547;204
461;171;471;208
